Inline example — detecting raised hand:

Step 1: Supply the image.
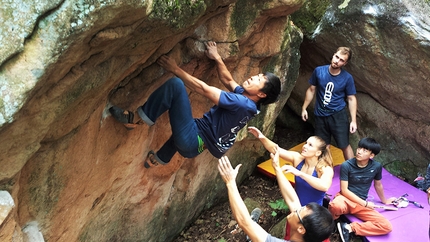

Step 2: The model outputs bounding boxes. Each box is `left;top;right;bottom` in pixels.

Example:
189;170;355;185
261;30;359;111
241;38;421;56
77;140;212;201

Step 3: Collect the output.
205;41;221;61
248;126;265;139
270;145;281;169
157;55;178;73
281;165;301;176
218;156;242;185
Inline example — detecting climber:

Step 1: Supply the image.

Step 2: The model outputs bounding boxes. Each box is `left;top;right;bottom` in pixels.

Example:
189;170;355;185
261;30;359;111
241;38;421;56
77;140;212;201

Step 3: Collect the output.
109;41;281;168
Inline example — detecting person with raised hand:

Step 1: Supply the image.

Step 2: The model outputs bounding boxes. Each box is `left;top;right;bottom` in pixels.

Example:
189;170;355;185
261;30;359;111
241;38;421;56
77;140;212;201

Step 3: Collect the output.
218;146;334;242
248;126;334;206
248;126;334;240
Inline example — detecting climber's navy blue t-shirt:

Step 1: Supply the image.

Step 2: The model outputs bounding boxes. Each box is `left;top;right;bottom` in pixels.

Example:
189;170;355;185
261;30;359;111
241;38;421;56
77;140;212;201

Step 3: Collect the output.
196;86;258;158
309;65;356;117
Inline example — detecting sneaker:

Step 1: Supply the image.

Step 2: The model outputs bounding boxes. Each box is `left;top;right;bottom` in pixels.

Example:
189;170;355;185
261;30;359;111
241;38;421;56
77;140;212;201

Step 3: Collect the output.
109;106;137;130
144;150;160;168
250;208;262;223
246;208;262;242
337;222;351;242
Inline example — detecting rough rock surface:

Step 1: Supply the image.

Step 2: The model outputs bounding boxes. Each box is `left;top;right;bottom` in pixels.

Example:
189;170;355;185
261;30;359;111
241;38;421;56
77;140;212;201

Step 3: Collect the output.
0;0;304;241
287;0;430;180
2;0;430;241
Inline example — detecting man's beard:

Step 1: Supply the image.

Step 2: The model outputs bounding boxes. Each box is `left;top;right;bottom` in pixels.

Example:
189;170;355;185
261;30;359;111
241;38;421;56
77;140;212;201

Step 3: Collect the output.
331;62;340;69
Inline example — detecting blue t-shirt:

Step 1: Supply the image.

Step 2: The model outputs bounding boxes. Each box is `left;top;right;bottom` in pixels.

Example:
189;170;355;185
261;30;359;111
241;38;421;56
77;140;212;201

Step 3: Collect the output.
295;160;325;206
339;158;383;200
195;86;259;158
309;65;356;116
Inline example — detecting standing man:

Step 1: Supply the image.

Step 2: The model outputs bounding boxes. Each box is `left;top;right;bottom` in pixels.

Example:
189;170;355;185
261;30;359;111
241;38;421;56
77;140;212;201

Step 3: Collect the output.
218;146;334;242
110;41;281;168
328;137;396;242
301;47;357;160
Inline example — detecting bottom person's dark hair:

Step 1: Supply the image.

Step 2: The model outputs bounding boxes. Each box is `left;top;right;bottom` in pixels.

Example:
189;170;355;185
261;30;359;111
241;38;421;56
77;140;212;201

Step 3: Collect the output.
302;202;335;242
258;72;281;105
358;137;381;155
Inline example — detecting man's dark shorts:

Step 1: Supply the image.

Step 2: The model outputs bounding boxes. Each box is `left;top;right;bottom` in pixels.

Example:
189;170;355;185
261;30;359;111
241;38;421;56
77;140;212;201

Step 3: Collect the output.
314;108;350;148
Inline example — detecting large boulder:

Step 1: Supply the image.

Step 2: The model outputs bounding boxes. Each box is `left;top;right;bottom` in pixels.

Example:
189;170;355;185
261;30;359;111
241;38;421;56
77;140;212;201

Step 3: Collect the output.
0;0;304;241
287;0;430;181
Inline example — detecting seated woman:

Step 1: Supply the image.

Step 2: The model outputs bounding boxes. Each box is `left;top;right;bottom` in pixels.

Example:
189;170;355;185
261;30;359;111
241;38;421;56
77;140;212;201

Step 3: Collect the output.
248;126;334;240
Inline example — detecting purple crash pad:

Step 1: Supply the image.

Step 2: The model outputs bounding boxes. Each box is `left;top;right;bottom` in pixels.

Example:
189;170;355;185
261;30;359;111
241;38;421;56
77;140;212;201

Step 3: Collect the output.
327;165;429;242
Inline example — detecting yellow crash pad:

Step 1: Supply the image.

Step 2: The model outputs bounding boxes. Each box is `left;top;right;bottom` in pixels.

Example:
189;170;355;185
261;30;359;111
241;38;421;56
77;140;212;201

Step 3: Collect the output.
256;142;344;184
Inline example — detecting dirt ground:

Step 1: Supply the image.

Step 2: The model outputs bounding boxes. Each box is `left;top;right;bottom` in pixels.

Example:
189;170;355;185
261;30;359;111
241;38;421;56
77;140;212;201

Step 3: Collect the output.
173;171;288;242
173;112;362;242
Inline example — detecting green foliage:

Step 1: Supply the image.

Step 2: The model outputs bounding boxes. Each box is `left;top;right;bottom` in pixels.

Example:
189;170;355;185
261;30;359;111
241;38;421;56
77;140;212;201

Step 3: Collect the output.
268;199;289;216
290;0;331;37
218;239;227;242
151;0;206;28
231;0;258;38
269;199;289;210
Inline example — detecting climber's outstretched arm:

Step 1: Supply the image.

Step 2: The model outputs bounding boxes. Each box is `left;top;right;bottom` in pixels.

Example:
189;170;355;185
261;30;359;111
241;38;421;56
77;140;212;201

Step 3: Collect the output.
205;41;239;92
157;55;221;105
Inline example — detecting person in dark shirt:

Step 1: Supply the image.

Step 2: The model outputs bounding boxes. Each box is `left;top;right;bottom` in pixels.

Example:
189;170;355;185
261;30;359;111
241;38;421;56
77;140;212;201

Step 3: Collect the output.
301;47;357;161
328;137;396;242
110;41;281;168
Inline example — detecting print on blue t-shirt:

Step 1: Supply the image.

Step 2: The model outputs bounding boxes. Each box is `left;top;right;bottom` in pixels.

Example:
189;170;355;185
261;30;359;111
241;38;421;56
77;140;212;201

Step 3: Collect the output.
195;86;259;158
309;65;356;117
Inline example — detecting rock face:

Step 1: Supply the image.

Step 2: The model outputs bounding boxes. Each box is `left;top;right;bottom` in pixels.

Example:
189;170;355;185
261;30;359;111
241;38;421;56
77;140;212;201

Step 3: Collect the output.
0;0;304;241
2;0;429;241
287;0;430;180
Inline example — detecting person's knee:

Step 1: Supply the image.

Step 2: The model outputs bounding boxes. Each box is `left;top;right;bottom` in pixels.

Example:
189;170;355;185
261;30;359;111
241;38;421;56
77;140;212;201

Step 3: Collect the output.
328;196;348;217
166;77;186;94
384;224;393;233
176;142;198;158
379;220;392;233
328;203;336;214
178;149;197;159
167;77;184;86
328;202;341;218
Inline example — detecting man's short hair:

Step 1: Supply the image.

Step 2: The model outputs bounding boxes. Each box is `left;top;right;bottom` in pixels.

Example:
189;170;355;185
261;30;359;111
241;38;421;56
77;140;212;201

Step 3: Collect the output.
358;137;381;155
302;202;335;242
337;47;352;62
259;72;281;105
